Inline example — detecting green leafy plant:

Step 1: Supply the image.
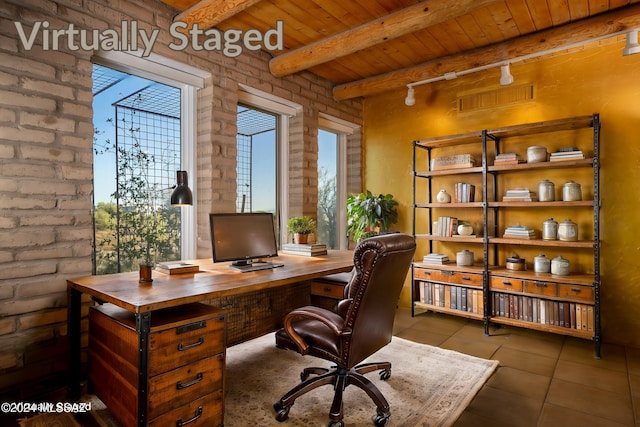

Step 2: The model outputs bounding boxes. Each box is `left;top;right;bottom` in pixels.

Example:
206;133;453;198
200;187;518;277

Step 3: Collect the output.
346;190;399;242
287;216;317;235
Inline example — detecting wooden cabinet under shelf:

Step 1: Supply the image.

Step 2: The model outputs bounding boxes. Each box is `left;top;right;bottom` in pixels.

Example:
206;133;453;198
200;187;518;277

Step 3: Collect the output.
411;114;601;356
89;303;226;427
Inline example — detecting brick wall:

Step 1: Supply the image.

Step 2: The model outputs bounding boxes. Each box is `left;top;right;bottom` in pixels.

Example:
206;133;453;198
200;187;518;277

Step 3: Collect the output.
0;0;363;397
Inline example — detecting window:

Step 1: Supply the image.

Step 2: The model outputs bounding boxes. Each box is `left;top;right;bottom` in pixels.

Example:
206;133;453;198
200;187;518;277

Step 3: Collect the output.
237;85;301;246
91;52;206;274
317;114;358;250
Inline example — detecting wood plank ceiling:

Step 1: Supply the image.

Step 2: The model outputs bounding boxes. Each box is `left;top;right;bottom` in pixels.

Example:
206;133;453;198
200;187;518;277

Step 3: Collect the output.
159;0;640;100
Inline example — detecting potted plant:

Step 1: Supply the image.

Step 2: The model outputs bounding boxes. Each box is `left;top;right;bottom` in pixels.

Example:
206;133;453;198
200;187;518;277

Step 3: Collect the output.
287;216;316;244
346;190;399;242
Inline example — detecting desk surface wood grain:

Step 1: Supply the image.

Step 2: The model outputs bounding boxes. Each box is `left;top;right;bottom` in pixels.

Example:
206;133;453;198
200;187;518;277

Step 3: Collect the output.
67;251;354;313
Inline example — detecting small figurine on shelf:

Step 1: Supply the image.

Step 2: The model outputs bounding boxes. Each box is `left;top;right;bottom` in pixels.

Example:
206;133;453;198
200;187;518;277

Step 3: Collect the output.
436;189;451;203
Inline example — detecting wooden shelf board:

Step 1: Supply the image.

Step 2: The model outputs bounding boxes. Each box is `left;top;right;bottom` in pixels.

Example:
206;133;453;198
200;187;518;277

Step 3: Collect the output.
488;238;595;248
415;202;484;209
414;302;484;320
415;234;485;243
488;158;593;172
416;166;483;177
414;131;482;148
487;115;595;139
489;200;594;208
490;316;594;339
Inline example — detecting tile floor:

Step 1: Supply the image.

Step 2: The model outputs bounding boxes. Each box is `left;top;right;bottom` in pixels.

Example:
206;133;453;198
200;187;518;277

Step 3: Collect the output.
392;307;640;427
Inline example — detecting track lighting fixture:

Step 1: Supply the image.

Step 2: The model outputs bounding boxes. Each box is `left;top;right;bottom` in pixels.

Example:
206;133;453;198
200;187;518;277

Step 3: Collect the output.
623;29;640;56
500;64;514;86
404;86;415;106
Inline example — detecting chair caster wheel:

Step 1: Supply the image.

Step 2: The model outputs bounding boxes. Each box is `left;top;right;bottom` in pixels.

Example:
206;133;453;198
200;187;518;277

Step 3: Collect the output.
328;420;345;427
379;368;391;380
373;411;390;426
273;401;290;422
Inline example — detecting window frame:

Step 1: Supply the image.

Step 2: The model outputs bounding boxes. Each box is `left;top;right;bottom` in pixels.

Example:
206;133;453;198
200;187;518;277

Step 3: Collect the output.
93;50;209;259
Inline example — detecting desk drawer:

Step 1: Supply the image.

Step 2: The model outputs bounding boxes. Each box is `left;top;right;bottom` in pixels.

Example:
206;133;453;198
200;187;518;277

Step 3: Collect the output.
148;354;224;419
415;268;482;287
149;390;223;427
490;276;523;292
311;281;345;299
557;284;594;302
148;320;225;376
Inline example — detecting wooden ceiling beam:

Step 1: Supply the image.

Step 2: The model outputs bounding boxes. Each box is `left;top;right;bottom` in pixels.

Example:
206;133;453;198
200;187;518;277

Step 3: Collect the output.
333;4;640;100
268;0;499;78
174;0;262;30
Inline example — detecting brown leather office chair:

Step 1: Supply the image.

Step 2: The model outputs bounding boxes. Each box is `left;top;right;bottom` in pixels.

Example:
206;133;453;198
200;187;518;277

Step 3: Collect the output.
273;233;416;427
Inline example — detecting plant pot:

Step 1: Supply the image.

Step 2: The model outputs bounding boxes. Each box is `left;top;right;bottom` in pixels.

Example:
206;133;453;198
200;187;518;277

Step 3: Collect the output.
139;264;153;283
294;233;309;244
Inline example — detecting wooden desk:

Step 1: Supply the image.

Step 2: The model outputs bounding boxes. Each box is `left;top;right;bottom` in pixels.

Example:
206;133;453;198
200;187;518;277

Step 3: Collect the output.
67;251;353;426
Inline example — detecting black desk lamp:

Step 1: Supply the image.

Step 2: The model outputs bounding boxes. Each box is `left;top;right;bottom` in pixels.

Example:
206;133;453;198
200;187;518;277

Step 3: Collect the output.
170;170;193;206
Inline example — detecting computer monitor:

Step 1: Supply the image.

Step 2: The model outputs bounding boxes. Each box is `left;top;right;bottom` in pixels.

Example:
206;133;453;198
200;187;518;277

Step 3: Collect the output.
209;212;282;272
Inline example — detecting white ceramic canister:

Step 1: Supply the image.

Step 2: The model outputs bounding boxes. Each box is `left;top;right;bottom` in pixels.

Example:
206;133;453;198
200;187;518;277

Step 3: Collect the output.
527;146;548;163
456;249;474;266
542;218;558;240
551;256;570;276
436;189;451;203
562;180;582;201
533;254;551;273
557;219;578;241
538;179;555;202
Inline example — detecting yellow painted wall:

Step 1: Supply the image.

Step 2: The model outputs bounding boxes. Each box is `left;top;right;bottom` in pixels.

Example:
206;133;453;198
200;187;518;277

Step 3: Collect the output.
363;37;640;348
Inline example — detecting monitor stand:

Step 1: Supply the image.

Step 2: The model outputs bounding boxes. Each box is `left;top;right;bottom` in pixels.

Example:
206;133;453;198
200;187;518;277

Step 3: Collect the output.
230;259;284;273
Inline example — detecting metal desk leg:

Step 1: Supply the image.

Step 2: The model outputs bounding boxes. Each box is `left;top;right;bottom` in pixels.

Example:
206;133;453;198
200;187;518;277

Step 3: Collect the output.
67;287;82;399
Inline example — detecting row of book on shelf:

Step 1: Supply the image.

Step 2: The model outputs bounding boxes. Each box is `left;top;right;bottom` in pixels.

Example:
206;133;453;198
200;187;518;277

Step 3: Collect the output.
430;154;476;170
453;182;475;202
419;282;483;315
492;292;594;331
280;243;327;256
503;224;536;239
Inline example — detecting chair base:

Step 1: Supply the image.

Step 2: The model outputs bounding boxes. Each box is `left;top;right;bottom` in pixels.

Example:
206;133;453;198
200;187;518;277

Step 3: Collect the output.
273;361;392;427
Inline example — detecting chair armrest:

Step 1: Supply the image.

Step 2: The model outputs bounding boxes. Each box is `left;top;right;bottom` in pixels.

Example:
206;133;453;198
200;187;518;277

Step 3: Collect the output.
283;306;347;355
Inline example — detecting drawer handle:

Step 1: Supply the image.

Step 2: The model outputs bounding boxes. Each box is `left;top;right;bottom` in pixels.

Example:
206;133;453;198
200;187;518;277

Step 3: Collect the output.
461;276;471;281
502;280;512;286
570;287;582;293
176;372;203;390
176;406;203;427
443;271;454;276
323;286;332;292
535;281;548;288
178;337;204;351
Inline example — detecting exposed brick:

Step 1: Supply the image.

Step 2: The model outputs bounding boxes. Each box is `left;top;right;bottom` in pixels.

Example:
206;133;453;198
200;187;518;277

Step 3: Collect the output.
19;215;74;227
0;352;17;370
0;52;56;79
0;143;14;159
0;89;57;111
20;112;76;132
20;180;76;196
14;276;65;298
22;77;74;99
20;146;75;163
0;216;17;228
0;163;56;178
0;230;56;249
0;195;57;209
0;126;55;144
19;308;67;330
0;318;16;336
0;293;65;317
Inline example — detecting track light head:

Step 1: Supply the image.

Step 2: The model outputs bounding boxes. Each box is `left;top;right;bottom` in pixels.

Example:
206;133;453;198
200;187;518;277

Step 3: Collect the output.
500;64;514;86
405;86;415;107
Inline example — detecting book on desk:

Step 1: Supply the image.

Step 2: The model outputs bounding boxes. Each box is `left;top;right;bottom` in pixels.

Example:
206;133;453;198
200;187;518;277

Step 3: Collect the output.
156;262;200;275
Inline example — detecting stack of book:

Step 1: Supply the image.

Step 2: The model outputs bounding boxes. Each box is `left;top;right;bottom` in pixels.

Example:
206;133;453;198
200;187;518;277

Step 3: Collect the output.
281;243;327;256
156;263;200;275
430;154;476;171
550;147;585;162
503;225;536;239
432;216;458;237
454;182;476;202
423;253;449;265
494;152;524;165
502;188;538;202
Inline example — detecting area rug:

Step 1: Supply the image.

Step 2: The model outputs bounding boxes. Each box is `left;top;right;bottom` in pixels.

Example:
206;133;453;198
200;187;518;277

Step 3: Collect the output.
19;334;497;427
225;333;498;427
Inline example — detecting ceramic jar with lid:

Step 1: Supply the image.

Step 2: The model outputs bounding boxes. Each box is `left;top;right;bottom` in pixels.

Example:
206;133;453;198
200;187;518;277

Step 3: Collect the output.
551;256;570;276
542;218;558;240
538;179;555;202
557;219;578;241
527;146;548;163
533;254;551;273
506;256;526;271
436;189;451;203
562;180;582;201
456;249;474;266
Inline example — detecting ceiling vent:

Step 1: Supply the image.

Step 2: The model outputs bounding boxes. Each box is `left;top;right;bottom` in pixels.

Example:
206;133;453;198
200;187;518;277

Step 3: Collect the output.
458;84;534;113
